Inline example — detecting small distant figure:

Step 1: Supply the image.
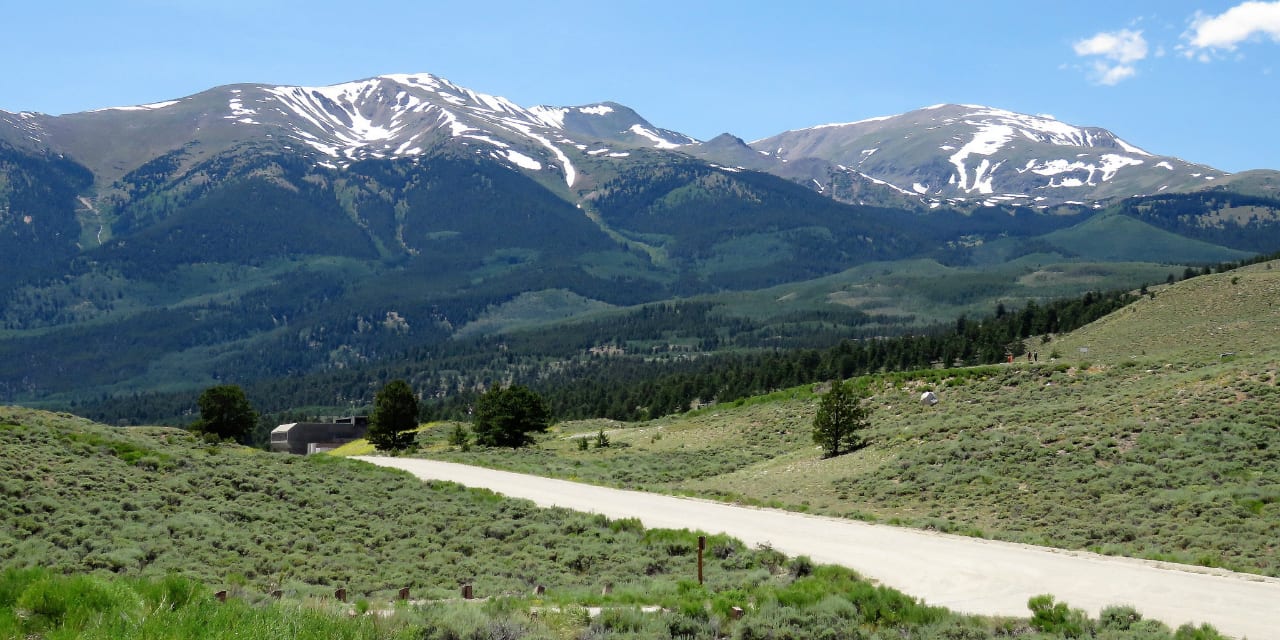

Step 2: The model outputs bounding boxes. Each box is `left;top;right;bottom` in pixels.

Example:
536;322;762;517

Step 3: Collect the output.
1033;352;1039;362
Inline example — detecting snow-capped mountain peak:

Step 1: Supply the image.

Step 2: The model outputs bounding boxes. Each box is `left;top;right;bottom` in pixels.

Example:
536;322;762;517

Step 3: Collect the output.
0;73;701;191
747;103;1222;206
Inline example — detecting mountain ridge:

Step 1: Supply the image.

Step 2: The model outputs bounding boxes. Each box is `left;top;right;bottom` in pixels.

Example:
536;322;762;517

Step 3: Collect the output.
2;72;1279;411
2;74;1269;211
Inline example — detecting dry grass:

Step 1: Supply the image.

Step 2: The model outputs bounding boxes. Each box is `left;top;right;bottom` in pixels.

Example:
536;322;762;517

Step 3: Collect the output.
412;265;1280;575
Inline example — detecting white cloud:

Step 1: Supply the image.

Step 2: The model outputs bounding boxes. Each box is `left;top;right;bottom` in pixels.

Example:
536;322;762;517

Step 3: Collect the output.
1074;29;1150;63
1185;1;1280;54
1073;29;1148;84
1093;62;1137;85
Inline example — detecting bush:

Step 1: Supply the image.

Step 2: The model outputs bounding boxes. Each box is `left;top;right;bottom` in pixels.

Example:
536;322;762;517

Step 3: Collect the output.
1174;623;1228;640
788;555;814;578
473;385;551;448
447;424;471;451
1099;604;1143;631
191;385;256;443
1028;594;1092;638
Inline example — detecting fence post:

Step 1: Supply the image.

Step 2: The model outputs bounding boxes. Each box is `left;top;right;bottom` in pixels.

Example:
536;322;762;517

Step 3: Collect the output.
698;535;706;585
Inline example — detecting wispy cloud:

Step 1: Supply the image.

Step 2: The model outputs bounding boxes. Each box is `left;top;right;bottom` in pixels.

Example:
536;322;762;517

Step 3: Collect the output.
1073;29;1149;85
1182;1;1280;59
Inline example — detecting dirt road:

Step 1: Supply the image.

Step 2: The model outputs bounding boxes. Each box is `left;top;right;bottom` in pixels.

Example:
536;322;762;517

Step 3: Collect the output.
356;456;1279;639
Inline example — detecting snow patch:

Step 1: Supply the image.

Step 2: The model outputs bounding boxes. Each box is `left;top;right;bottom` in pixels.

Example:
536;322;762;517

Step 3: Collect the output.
949;124;1014;194
528;106;567;129
505;150;542;170
856;171;913;196
92;99;181;112
912;182;929;194
629;124;682;149
1026;154;1143;186
1156;161;1174;170
461;134;510;148
1114;137;1151;156
806;114;893;130
578;105;614;116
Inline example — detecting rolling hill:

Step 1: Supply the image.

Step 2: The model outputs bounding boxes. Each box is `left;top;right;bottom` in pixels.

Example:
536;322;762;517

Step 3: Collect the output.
0;405;1224;639
2;73;1279;419
401;262;1280;577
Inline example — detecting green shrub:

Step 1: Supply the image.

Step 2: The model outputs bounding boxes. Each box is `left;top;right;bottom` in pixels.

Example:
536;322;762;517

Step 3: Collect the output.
1028;594;1092;638
1174;622;1227;640
15;573;136;633
1099;604;1143;631
0;567;44;607
788;555;814;578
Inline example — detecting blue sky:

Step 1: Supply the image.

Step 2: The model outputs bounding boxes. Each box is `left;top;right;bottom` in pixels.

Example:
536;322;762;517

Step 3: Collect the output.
3;1;1278;172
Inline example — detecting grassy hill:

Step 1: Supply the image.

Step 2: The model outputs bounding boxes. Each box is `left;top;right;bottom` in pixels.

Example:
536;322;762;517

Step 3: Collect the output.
4;406;1222;638
410;264;1280;576
1039;213;1251;264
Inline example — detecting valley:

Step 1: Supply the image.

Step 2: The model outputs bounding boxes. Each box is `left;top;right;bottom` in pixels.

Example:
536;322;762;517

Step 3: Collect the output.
2;73;1278;421
368;265;1280;580
2;69;1278;639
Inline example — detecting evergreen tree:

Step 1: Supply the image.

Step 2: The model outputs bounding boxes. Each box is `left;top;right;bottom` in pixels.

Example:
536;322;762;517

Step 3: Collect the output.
812;381;870;458
192;385;257;443
367;379;419;451
473;385;551;448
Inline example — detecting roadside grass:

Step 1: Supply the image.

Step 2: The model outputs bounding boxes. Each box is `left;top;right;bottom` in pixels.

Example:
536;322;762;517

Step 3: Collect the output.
417;268;1280;576
0;565;1222;640
0;407;1224;639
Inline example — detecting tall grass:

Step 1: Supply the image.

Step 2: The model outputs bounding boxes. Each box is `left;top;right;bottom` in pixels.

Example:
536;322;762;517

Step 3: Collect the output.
0;566;1221;640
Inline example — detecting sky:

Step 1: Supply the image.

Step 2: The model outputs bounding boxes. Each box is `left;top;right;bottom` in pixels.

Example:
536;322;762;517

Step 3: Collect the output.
2;1;1278;172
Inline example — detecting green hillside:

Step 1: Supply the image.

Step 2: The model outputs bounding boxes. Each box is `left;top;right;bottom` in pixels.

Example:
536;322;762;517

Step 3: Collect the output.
1039;213;1251;263
1051;260;1280;363
417;264;1280;576
2;408;1220;639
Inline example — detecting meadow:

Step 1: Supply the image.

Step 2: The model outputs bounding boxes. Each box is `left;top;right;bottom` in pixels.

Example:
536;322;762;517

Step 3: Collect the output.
2;407;1226;638
413;266;1280;576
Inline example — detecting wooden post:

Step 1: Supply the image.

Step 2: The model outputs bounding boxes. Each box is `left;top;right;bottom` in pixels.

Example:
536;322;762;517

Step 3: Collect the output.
335;588;346;603
601;582;612;595
215;590;227;602
698;535;706;585
462;584;473;599
398;587;410;601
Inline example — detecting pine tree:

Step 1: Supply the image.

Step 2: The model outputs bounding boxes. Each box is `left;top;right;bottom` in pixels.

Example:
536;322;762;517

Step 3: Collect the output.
812;380;870;458
473;385;551;448
192;385;257;443
367;379;419;451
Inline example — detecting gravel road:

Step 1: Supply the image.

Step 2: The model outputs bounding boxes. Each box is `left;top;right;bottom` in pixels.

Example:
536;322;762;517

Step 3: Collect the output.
356;456;1279;639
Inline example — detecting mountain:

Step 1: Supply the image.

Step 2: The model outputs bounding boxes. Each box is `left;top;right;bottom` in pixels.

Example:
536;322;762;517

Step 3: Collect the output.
1;73;1277;413
0;74;693;194
743;104;1231;207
